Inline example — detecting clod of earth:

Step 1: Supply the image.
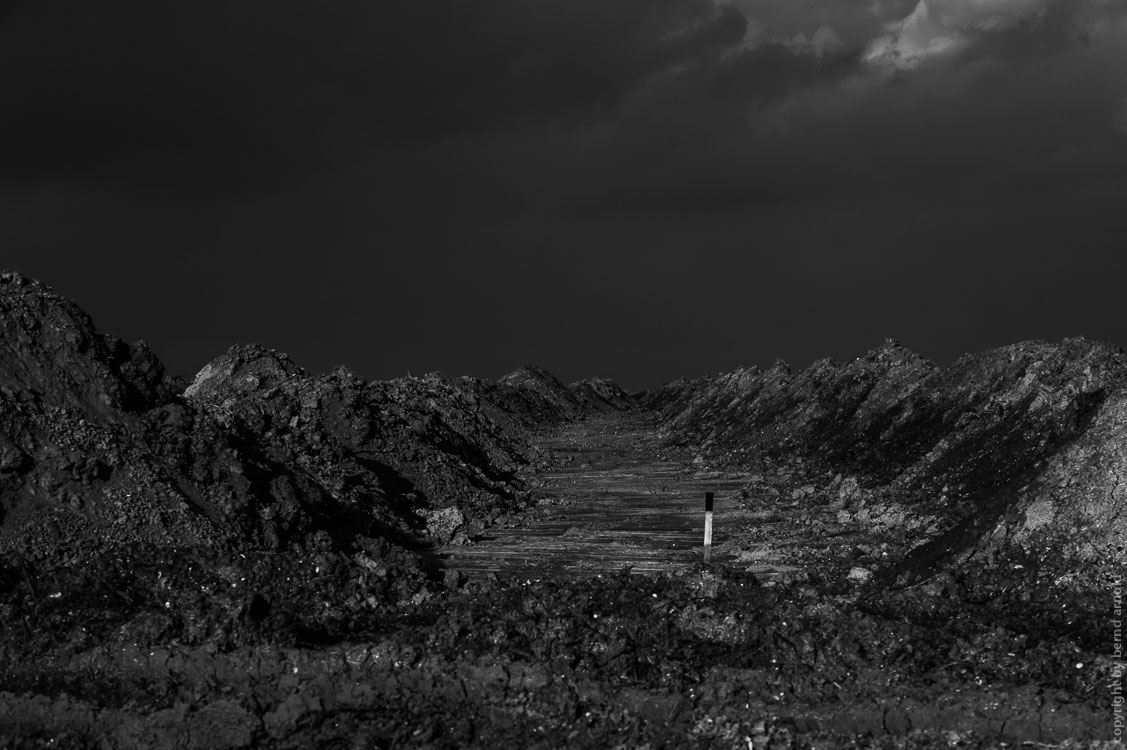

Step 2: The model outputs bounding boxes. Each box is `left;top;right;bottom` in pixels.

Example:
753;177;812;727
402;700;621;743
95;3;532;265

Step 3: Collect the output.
0;273;1121;748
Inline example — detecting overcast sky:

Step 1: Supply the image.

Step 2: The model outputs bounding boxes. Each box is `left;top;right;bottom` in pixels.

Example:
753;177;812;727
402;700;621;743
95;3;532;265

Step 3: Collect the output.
2;0;1125;388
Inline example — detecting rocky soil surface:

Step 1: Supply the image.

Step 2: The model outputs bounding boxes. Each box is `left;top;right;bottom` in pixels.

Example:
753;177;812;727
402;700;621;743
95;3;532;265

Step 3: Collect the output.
0;274;1123;748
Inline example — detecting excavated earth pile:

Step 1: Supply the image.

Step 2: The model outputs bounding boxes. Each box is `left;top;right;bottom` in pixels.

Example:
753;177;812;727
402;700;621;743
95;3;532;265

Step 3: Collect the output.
0;274;1123;748
648;339;1127;583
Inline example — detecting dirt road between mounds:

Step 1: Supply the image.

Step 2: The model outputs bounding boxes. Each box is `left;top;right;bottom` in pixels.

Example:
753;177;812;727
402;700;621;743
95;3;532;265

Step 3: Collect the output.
437;413;885;585
437;413;745;578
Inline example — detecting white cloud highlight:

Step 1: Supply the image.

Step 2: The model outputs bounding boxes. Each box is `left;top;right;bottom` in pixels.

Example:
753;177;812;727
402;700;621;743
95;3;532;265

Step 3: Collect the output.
864;0;1048;69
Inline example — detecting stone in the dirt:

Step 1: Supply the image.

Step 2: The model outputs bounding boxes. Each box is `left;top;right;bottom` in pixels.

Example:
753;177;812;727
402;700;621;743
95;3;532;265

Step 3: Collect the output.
425;507;466;544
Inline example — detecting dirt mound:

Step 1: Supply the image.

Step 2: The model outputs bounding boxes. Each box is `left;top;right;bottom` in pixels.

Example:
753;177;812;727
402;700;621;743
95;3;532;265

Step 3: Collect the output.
0;271;175;419
905;384;1127;582
655;337;1127;580
0;277;570;659
0;274;635;569
497;363;583;420
569;376;638;412
184;346;541;545
0;274;636;649
0;271;295;559
0;275;444;662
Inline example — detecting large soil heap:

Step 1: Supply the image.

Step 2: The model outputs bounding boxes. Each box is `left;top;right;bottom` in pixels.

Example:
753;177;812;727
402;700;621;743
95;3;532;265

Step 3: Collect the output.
648;338;1127;582
0;274;1121;748
0;272;544;562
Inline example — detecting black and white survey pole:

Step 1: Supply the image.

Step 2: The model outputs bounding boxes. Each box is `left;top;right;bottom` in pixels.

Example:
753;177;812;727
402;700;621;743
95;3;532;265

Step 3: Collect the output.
703;492;714;564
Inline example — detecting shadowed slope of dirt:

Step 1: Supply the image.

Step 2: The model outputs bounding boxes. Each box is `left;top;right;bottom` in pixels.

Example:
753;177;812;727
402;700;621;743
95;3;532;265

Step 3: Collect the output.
182;346;538;547
0;272;326;560
0;272;622;565
650;338;1127;582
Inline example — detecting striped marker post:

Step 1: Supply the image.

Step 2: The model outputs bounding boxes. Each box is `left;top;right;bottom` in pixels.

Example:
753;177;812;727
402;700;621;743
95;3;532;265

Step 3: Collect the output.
703;492;714;564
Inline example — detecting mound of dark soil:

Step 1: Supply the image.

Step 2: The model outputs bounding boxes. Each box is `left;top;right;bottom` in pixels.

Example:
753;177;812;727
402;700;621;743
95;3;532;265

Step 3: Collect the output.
569;376;639;412
0;271;300;560
0;274;635;563
652;338;1127;581
494;364;585;424
183;346;541;546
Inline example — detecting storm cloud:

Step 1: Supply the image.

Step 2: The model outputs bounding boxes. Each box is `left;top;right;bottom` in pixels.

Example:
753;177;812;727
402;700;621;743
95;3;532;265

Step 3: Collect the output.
0;0;751;187
1;0;1126;387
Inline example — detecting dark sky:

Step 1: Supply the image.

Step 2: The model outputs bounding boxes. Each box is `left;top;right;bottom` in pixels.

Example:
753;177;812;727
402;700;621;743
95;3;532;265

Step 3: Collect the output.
2;0;1126;389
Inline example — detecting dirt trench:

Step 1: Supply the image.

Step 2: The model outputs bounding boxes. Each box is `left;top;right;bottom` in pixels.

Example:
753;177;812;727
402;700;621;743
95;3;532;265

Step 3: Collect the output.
435;412;877;584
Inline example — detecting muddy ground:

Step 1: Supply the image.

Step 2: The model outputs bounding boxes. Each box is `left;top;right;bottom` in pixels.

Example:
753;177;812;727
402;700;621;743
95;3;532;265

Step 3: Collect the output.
2;411;1119;749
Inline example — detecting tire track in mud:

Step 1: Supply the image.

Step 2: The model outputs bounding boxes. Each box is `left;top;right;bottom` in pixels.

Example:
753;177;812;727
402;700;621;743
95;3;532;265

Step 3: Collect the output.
436;413;839;581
